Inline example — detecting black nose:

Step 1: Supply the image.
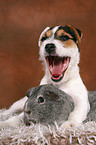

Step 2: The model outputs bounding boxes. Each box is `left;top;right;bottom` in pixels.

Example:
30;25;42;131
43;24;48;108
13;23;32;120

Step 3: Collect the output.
45;43;56;54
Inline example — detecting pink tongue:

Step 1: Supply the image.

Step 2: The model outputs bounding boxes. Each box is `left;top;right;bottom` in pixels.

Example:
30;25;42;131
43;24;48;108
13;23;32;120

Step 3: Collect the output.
52;59;63;76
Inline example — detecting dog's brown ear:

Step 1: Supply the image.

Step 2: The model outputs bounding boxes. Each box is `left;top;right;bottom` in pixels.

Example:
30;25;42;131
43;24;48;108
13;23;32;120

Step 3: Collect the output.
67;25;83;44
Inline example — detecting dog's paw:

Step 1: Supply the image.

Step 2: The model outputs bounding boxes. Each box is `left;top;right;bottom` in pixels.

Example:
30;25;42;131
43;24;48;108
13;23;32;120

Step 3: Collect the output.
0;113;24;128
59;120;81;130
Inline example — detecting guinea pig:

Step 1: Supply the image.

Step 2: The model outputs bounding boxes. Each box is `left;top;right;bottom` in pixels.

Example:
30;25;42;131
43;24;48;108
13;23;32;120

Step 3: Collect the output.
24;85;96;126
24;84;74;126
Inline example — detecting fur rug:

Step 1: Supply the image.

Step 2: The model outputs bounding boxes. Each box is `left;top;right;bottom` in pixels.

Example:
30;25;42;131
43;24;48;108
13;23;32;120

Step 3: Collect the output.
0;109;96;145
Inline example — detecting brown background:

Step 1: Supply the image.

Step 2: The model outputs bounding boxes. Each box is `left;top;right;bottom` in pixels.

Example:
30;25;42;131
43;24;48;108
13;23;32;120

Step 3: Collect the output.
0;0;96;108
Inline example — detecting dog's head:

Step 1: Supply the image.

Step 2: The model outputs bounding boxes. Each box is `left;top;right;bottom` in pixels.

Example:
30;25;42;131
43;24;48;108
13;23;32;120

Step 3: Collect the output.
38;25;83;83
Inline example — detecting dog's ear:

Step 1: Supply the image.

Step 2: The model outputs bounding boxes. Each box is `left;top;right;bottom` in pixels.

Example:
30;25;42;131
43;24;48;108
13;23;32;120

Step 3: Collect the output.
38;27;50;47
66;25;83;44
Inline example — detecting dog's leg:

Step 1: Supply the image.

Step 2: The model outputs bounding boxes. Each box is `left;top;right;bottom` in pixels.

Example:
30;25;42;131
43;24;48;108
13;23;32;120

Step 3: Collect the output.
60;99;89;129
0;112;24;128
59;80;90;129
0;96;27;118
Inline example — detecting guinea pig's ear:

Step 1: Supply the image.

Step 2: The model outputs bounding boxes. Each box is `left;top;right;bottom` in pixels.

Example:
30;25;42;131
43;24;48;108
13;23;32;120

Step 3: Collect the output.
26;88;35;98
38;27;50;47
26;87;38;98
26;85;43;98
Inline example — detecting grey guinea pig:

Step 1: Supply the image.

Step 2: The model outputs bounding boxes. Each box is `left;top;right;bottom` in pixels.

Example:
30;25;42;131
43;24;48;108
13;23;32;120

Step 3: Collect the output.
24;84;74;126
24;85;96;126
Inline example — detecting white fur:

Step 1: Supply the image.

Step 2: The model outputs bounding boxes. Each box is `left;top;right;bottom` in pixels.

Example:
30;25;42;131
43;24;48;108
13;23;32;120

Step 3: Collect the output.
0;97;27;128
0;26;90;129
38;27;50;47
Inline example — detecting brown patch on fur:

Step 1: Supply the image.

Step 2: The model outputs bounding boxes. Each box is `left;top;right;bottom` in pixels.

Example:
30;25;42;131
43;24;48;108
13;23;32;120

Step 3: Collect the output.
62;39;77;48
46;30;53;38
57;29;65;36
56;29;73;39
56;28;76;48
64;32;73;39
40;30;53;46
40;34;46;46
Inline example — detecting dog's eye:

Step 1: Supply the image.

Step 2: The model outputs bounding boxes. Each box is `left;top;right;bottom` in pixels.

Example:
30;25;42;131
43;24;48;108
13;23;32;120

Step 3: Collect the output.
59;35;69;41
41;36;48;42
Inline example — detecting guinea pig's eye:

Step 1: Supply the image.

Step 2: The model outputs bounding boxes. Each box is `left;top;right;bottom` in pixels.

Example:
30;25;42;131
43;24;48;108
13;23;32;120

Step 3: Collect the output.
37;96;45;104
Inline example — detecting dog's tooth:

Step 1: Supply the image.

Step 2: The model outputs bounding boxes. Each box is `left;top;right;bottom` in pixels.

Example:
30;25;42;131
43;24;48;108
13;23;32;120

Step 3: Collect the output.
63;63;65;68
50;65;53;72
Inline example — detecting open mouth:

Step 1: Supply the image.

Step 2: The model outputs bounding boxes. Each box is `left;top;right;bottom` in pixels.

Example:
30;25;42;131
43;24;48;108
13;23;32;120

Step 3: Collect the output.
46;56;70;82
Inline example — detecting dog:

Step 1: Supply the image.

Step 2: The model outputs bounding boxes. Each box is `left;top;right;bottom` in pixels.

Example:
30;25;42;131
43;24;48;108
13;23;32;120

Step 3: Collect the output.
38;25;90;128
0;25;90;128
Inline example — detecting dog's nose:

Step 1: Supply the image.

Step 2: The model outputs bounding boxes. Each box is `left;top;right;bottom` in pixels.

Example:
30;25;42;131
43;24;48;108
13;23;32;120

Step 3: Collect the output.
45;43;56;54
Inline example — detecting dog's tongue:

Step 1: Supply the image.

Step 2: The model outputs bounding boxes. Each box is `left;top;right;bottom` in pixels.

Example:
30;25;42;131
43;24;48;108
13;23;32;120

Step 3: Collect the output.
52;57;63;76
48;56;69;80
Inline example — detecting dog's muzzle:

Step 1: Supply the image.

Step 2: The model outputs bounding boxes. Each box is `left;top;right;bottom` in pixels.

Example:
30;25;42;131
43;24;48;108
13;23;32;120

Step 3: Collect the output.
44;43;70;82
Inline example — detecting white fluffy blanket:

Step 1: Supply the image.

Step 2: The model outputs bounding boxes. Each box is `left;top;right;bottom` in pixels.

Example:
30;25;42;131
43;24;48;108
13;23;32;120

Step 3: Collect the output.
0;109;96;145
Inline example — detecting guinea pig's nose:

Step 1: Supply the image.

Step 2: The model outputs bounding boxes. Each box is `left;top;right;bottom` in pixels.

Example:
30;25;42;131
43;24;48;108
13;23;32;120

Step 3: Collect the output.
37;96;45;104
24;110;31;115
